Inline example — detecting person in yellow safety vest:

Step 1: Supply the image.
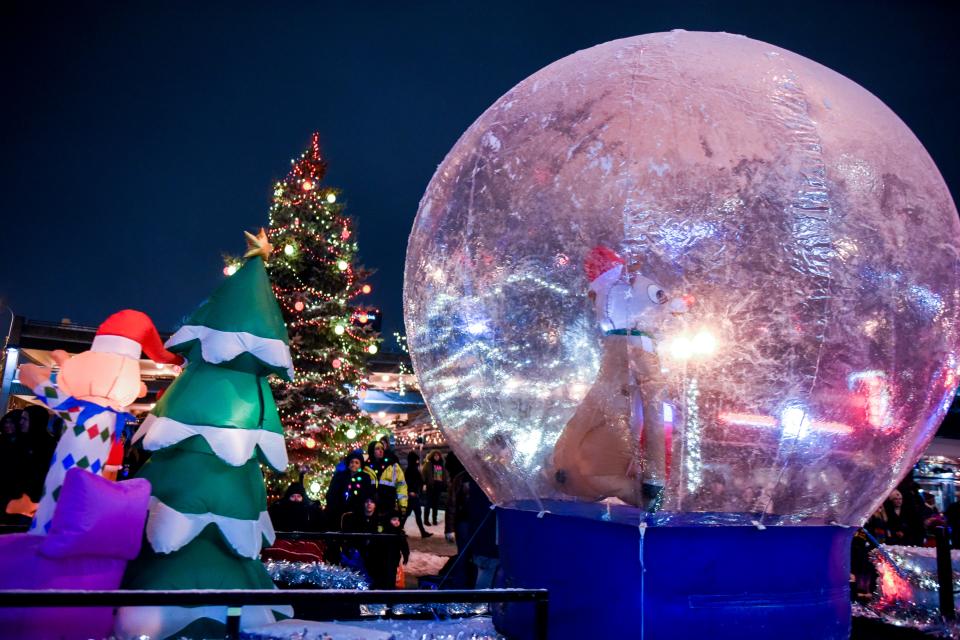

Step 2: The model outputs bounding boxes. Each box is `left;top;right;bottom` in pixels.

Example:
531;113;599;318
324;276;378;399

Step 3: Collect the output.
365;440;408;517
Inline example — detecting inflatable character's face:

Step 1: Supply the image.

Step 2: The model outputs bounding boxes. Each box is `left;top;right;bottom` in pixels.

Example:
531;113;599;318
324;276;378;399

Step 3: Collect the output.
629;273;671;327
596;267;689;334
56;350;146;410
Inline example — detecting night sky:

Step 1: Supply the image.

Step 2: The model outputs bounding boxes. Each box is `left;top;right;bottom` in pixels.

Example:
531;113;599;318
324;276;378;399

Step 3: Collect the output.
1;1;957;343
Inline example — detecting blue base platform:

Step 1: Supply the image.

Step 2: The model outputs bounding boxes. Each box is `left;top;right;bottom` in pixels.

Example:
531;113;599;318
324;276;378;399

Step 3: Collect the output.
494;503;854;640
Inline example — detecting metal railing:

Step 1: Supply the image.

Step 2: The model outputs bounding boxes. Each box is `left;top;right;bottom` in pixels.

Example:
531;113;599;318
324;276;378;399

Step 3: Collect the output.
0;588;549;640
275;530;400;541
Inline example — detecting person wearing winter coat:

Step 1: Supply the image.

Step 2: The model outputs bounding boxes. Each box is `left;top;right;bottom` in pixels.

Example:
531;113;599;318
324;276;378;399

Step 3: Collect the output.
422;449;447;526
376;509;410;589
402;451;432;537
884;490;915;545
342;496;381;535
443;451;465;538
365;440;408;517
341;497;408;589
326;452;374;531
268;480;320;532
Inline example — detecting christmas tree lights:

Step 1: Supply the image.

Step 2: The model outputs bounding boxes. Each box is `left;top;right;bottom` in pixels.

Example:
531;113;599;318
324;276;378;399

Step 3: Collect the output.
262;133;380;501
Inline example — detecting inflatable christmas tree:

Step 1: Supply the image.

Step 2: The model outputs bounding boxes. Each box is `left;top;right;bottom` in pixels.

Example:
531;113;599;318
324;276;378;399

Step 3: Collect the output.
117;230;294;639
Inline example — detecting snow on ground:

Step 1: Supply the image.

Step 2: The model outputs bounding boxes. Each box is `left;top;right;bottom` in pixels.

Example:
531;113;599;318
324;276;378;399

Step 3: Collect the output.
242;616;503;640
403;549;449;578
402;509;456;587
403;508;457;563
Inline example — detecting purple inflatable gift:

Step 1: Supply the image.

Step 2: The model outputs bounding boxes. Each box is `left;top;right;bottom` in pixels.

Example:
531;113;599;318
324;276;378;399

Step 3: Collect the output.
0;468;151;639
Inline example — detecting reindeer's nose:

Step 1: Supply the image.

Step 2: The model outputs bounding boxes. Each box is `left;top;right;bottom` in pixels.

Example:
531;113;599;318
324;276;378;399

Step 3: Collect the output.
682;294;696;307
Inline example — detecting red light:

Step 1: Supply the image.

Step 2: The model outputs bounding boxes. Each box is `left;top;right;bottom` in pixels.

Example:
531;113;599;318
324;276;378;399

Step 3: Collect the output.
332;358;342;369
361;284;372;294
302;180;314;191
294;301;305;312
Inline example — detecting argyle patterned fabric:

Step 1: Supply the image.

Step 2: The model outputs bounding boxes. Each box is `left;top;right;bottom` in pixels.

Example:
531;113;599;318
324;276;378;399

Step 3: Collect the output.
28;382;117;536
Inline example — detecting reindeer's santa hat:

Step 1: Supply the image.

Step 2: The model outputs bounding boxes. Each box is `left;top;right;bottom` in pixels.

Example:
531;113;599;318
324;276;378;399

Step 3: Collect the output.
585;245;625;290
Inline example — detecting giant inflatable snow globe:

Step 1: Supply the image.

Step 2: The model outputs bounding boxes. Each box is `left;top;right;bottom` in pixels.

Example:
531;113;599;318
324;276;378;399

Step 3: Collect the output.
404;31;960;639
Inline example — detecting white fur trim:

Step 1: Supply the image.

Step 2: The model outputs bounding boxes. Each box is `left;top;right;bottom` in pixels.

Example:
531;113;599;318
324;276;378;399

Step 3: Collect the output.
166;325;294;379
135;414;289;471
91;334;141;359
146;497;276;559
114;603;292;640
588;263;624;291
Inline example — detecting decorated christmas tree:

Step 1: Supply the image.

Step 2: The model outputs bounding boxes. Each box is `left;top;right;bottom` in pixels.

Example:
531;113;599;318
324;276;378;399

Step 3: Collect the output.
262;133;381;500
117;231;293;640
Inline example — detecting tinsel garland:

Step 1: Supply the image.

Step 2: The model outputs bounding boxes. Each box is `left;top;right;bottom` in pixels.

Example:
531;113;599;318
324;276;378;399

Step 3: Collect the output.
264;559;370;590
262;560;488;617
858;544;960;637
359;602;489;617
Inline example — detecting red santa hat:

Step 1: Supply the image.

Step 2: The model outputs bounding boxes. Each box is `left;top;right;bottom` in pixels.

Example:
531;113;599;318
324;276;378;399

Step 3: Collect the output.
585;245;625;284
91;309;185;365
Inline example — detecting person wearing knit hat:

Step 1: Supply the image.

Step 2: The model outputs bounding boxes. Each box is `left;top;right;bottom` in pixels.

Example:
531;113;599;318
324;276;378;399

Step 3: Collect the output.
325;451;373;530
18;309;183;534
552;245;689;510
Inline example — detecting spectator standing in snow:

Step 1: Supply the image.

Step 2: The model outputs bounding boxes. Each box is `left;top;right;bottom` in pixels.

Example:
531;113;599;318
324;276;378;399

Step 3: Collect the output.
402;451;432;537
443;451;465;541
375;509;410;589
342;496;380;582
365;440;408;518
422;449;447;526
326;452;373;531
342;497;408;589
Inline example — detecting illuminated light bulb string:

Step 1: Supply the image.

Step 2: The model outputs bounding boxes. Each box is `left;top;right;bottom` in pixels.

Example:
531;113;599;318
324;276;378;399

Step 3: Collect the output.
227;132;382;503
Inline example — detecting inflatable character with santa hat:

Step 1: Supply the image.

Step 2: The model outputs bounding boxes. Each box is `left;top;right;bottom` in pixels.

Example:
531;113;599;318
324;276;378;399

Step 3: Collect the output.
18;310;183;534
552;246;688;510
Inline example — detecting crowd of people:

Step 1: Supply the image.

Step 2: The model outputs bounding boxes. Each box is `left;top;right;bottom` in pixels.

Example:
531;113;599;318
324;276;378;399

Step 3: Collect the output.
267;436;500;590
862;478;960;547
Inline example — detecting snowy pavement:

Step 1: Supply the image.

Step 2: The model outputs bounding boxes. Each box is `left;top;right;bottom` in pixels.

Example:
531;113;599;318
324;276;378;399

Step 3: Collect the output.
403;549;449;580
402;509;456;586
403;509;456;556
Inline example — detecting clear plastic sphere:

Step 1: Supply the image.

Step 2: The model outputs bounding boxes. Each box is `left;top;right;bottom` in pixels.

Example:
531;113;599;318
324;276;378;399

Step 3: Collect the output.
404;31;960;526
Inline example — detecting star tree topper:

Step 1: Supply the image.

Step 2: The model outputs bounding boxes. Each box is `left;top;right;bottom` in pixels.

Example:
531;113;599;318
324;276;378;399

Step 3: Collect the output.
244;228;274;261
